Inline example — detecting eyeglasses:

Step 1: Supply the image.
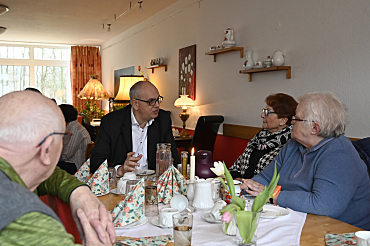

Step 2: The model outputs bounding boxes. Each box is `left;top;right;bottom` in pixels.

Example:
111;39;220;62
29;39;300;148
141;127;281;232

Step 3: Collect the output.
262;108;276;117
37;131;72;147
292;116;315;123
135;95;163;106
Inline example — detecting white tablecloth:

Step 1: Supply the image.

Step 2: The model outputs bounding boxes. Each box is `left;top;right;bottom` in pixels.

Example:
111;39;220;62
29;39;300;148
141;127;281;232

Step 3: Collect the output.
115;204;307;246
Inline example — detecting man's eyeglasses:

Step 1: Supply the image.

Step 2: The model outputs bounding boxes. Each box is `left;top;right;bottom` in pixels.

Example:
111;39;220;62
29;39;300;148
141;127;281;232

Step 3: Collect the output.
292;116;315;123
37;131;72;147
262;108;276;117
135;96;163;106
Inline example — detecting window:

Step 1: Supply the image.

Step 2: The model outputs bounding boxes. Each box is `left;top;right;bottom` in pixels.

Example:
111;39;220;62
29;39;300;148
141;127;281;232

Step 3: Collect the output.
0;44;71;104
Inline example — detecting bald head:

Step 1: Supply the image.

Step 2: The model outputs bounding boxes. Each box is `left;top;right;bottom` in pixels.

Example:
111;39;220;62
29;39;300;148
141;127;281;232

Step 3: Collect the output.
0;91;65;148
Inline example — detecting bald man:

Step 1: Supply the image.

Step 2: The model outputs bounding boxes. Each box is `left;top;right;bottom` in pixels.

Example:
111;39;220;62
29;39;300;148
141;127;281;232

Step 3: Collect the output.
90;81;180;175
0;91;114;245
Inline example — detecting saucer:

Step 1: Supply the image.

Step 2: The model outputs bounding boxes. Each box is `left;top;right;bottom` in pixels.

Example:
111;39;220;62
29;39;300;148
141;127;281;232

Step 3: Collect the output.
151;216;172;228
116;217;148;229
110;188;125;195
201;212;222;224
253;65;265;69
136;169;155;176
261;205;289;219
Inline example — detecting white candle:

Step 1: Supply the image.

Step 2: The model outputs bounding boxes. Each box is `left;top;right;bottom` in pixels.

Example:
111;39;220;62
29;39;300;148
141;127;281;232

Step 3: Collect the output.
190;148;195;183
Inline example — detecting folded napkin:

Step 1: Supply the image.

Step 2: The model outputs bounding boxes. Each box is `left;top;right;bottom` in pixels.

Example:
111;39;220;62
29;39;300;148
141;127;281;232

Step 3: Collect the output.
74;159;109;195
157;165;187;204
114;235;172;246
325;233;356;246
111;178;145;227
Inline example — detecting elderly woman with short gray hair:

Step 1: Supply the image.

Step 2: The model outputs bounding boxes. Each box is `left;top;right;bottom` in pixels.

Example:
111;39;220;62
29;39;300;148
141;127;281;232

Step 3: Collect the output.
241;92;370;230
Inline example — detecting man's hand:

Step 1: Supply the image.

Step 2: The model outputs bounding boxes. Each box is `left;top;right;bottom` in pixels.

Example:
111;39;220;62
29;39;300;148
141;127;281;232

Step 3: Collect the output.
240;179;265;196
69;186;115;244
77;205;113;246
117;152;141;177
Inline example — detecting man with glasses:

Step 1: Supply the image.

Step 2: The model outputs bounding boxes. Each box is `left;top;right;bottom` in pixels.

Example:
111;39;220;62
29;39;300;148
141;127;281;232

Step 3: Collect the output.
0;91;114;245
90;80;180;176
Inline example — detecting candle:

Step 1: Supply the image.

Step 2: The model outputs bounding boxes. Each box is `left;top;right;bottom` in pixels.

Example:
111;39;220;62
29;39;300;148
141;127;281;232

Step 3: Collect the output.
190;148;195;183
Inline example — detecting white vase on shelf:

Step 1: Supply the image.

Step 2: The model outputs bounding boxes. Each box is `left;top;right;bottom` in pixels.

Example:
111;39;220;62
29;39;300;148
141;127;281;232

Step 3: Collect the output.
243;50;254;70
272;50;285;66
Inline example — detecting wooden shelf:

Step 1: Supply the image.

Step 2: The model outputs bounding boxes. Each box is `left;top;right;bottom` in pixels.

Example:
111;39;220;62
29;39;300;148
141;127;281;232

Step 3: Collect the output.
205;47;244;62
239;66;291;82
145;64;167;73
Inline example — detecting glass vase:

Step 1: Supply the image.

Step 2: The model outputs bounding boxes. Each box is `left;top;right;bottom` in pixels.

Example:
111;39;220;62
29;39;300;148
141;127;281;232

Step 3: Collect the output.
235;211;261;246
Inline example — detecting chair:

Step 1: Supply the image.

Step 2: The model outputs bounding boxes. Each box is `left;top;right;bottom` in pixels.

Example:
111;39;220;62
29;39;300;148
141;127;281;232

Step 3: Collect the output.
352;138;370;177
191;115;224;153
85;142;95;161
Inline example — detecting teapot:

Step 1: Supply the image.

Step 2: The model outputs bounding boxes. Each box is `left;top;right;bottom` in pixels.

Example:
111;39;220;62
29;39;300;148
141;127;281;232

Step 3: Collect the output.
272;50;285;66
192;179;214;210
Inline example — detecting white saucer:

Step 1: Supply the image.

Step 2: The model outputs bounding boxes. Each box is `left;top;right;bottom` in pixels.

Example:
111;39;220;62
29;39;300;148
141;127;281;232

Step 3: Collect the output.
95;190;109;197
201;212;222;224
110;188;125;195
116;217;148;229
253;65;265;69
261;205;289;219
136;169;155;176
151;216;172;228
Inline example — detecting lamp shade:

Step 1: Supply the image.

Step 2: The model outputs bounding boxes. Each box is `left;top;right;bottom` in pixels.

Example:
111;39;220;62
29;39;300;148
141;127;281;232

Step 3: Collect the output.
115;75;144;101
78;75;111;100
174;95;195;108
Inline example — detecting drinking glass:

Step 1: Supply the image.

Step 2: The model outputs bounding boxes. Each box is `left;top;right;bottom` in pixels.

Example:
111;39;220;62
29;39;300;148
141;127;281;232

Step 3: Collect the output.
156;143;172;178
145;182;159;217
108;167;117;190
172;211;193;246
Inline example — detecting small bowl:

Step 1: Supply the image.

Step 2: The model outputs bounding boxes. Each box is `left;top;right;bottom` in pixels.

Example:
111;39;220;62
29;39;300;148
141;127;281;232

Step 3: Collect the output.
170;195;188;212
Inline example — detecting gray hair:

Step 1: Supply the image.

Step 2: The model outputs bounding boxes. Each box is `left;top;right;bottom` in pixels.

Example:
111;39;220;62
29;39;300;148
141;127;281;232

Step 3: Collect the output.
0;91;64;146
298;92;347;138
129;80;154;104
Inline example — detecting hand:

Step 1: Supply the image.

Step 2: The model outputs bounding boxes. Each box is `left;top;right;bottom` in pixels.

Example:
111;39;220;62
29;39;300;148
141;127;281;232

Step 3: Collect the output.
240;179;265;196
69;186;115;244
77;205;113;246
117;152;141;176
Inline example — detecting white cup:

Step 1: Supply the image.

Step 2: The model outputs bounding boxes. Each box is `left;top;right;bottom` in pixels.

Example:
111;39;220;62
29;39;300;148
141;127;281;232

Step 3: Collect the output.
159;208;179;227
255;61;264;67
170;195;188;212
356;231;370;246
210;200;227;221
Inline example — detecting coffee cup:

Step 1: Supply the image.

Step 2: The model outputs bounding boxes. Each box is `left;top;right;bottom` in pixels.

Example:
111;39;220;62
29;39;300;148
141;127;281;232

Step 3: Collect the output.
210;200;227;221
255;61;264;67
355;231;370;246
159;208;179;227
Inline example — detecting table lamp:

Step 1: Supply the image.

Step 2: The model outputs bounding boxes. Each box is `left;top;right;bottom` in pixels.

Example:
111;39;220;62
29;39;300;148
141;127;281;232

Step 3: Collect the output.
78;75;111;120
113;75;144;110
174;94;194;137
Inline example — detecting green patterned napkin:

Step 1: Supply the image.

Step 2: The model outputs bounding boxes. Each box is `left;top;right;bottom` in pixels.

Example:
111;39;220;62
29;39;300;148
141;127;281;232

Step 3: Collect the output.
157;165;187;204
74;159;109;195
111;178;145;227
114;235;172;246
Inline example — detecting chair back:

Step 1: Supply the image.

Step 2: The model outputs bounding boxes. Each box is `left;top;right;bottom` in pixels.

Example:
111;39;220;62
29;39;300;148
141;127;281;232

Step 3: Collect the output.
352;138;370;177
85;142;95;161
191;115;224;153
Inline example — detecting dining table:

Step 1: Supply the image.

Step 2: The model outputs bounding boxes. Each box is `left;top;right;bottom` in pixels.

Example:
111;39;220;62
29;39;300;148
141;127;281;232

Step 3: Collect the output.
99;193;362;246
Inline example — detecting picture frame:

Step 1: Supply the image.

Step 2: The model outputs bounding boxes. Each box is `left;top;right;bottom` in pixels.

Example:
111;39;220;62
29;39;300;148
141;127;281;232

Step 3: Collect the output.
179;44;196;100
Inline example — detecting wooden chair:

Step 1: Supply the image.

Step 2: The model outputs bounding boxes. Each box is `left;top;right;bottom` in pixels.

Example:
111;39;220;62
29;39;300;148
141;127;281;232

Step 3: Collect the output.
191;115;224;153
85;142;94;161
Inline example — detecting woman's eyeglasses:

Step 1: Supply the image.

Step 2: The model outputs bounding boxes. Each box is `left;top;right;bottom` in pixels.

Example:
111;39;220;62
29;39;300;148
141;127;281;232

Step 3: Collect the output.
262;108;276;117
292;116;315;123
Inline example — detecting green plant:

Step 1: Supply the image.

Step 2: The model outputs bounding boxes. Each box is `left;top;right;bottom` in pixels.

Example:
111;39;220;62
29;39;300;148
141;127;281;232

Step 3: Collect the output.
81;100;104;121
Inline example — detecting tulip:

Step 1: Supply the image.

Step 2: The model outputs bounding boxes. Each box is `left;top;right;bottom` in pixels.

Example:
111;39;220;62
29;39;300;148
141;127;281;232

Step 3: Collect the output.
210;161;225;176
221;211;232;223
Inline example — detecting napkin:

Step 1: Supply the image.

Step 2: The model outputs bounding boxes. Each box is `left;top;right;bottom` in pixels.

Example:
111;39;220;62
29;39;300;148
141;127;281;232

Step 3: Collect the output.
325;233;356;246
74;159;109;195
111;178;145;227
114;235;172;246
157;165;187;204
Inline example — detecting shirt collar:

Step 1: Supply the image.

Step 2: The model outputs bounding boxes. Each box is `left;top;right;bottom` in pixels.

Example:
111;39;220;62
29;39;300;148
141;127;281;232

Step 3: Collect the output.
131;108;154;128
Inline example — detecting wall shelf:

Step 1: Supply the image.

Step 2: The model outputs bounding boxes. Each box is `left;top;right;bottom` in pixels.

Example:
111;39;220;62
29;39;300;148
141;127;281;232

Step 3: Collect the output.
239;66;291;82
205;47;244;62
146;64;167;73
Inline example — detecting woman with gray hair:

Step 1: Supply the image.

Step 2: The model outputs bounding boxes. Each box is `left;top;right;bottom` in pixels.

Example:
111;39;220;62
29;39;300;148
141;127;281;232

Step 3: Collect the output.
241;92;370;230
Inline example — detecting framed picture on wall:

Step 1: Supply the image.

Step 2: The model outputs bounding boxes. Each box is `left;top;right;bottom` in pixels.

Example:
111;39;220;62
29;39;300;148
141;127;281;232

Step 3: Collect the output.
179;44;196;100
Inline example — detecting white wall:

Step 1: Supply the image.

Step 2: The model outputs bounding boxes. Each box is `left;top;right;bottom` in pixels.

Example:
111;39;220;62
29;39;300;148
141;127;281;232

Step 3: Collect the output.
101;0;370;138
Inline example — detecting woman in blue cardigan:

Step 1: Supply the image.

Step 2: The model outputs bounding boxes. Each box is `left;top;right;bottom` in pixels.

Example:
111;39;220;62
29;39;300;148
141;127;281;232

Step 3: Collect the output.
241;92;370;230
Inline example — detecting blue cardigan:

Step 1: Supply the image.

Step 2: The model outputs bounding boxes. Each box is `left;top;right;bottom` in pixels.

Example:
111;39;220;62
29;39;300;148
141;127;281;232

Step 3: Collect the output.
253;135;370;230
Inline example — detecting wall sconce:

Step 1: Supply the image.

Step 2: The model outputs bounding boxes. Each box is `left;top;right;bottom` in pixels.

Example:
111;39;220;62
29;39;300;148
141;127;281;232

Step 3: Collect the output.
112;75;144;110
174;94;195;137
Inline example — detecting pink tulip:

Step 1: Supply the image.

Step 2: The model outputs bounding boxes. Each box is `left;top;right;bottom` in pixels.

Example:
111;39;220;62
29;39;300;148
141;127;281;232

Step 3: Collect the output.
221;211;232;223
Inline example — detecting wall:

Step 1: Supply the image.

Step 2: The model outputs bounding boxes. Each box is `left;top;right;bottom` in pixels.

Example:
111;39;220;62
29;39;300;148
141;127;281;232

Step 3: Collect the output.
101;0;370;138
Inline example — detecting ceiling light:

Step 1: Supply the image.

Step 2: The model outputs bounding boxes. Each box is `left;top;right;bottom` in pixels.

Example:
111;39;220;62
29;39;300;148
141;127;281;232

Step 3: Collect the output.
0;27;7;34
0;5;9;15
103;1;143;32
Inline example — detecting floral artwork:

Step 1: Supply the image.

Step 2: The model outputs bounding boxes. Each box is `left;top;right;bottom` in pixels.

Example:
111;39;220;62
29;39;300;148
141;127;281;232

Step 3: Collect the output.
179;45;196;100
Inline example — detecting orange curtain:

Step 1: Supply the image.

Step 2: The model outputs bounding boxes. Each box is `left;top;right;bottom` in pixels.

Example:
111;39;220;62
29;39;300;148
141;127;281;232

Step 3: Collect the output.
70;46;102;110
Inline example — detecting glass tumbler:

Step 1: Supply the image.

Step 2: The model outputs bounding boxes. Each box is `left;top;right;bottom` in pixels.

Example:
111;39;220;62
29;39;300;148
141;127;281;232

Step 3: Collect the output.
156;143;172;178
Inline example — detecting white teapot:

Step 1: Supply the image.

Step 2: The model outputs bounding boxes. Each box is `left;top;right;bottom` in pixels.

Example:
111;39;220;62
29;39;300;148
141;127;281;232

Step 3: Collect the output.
192;179;214;210
272;50;285;66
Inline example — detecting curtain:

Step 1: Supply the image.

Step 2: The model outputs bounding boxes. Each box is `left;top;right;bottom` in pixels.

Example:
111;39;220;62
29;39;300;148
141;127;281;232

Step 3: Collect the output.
70;46;102;110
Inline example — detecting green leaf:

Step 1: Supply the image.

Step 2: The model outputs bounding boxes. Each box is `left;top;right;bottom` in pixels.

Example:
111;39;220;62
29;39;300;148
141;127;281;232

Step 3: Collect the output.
236;211;253;242
223;161;235;197
220;203;240;215
231;196;246;211
216;177;230;195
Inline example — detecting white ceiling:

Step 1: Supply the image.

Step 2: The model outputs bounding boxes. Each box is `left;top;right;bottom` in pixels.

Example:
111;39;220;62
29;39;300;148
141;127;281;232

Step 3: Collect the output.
0;0;180;46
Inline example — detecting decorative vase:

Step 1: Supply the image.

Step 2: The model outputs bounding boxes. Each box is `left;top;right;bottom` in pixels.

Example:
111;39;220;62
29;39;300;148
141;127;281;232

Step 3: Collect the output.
236;211;261;246
243;50;254;70
222;27;236;48
272;50;285;66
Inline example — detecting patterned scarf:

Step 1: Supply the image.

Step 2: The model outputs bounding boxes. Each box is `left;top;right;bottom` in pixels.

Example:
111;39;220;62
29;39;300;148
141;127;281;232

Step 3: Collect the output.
229;126;292;178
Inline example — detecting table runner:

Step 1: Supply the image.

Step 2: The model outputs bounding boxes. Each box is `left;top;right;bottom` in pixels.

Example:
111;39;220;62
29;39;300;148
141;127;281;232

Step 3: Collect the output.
115;205;306;246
